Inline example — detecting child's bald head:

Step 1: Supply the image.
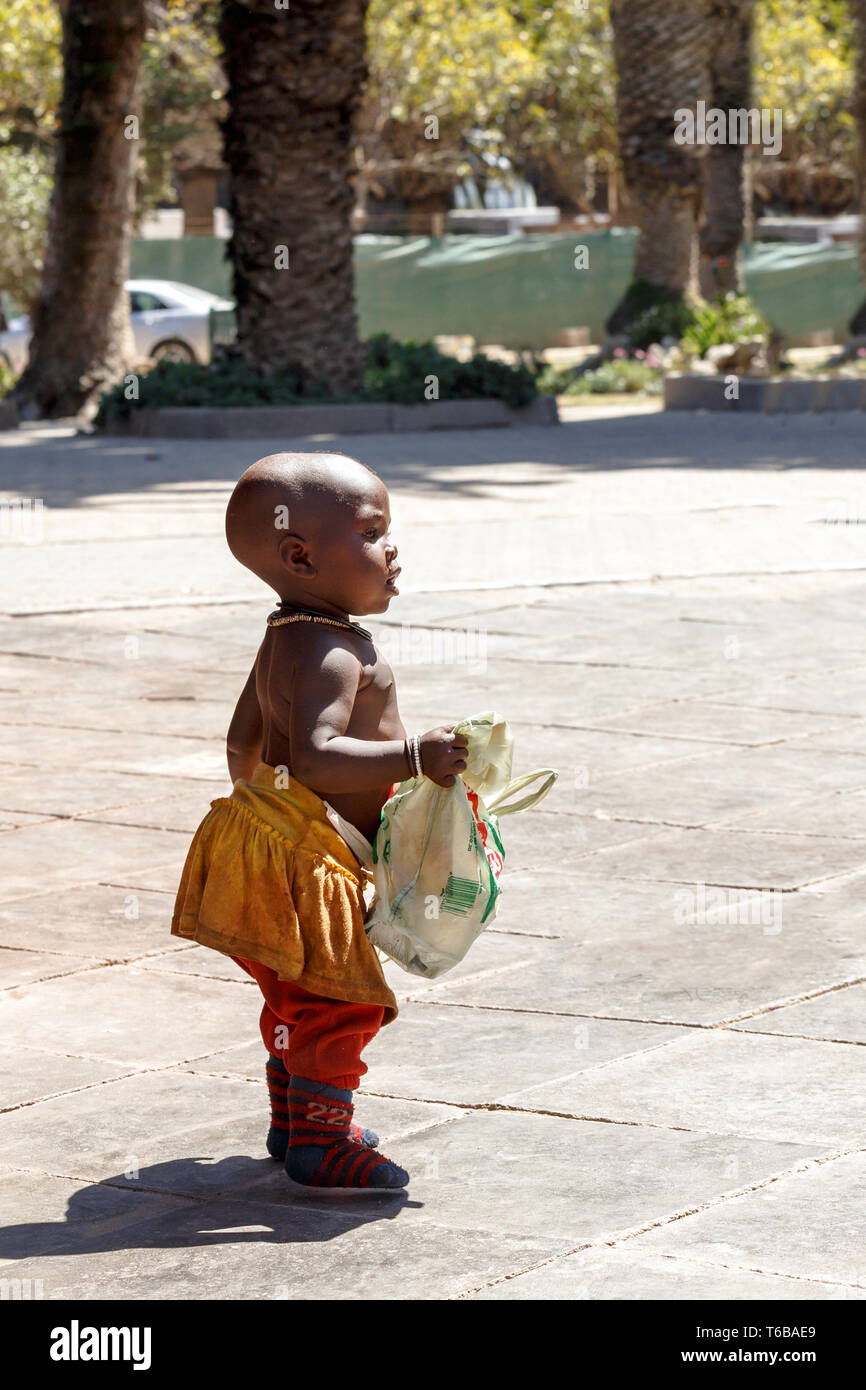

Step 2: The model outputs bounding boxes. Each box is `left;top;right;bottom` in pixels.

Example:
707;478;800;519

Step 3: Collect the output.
225;451;399;615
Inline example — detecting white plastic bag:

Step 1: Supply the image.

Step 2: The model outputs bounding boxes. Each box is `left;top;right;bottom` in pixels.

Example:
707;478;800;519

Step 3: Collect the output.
366;711;556;978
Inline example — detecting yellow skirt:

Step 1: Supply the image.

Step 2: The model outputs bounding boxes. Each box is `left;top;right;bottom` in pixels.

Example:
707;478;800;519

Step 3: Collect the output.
171;762;397;1022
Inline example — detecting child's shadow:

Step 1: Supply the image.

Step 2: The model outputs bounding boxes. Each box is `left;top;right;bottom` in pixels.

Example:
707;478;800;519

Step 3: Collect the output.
0;1155;415;1262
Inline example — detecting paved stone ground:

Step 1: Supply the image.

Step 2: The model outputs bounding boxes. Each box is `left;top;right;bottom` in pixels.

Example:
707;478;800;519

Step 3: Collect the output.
1;405;865;1300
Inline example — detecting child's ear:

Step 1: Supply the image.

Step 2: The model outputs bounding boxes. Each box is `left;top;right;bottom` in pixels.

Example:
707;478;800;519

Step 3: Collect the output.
278;532;317;577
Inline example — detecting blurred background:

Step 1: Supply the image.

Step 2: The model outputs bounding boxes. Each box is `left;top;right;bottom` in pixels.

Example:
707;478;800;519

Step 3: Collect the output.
1;1;865;416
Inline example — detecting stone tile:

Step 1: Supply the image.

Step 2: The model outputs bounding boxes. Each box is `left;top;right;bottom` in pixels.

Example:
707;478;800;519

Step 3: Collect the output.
394;659;722;731
0;884;184;959
0;1070;454;1196
491;867;686;940
500;809;663;869
0;810;56;831
713;668;866;719
787;723;866;757
371;1110;816;1242
0;966;252;1066
632;1152;866;1287
0;696;233;741
177;1039;274;1080
0;723;229;780
79;792;222;835
380;927;556;1000
0;1197;568;1300
585;825;866;890
0;1167;182;1266
99;864;185;894
0;947;98;989
4;419;866;1297
0;765;225;819
0;819;185;902
0;1048;130;1108
718;787;866;837
139;946;250;983
736;983;866;1045
591;701;851;747
180;1044;460;1141
0;621;251;673
503;1031;866;1146
487;721;721;779
0;653;107;699
464;1245;864;1301
429;872;866;1024
584;745;866;826
358;1002;688;1105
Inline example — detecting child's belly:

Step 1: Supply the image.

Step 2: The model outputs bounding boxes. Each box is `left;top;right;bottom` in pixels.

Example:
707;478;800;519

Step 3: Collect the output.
324;785;393;845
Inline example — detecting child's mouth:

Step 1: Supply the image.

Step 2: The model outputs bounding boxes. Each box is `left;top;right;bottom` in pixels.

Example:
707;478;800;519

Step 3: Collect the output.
385;566;401;594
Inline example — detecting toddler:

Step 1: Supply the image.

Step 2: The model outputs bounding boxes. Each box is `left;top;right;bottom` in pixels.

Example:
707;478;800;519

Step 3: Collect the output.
172;451;467;1189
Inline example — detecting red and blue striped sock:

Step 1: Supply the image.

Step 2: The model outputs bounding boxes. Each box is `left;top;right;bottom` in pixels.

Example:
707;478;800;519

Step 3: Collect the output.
266;1055;379;1159
285;1075;409;1189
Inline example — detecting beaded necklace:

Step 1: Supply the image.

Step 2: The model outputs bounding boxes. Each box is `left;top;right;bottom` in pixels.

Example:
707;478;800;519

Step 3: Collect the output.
266;603;372;641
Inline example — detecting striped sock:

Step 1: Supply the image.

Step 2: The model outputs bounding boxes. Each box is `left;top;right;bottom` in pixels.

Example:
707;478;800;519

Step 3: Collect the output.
266;1054;379;1159
285;1075;409;1189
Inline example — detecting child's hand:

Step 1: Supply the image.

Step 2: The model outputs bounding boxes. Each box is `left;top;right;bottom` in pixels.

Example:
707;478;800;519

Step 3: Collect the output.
420;726;469;787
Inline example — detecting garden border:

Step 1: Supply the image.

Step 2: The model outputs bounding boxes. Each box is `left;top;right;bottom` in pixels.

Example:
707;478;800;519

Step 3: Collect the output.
97;395;559;437
665;373;866;412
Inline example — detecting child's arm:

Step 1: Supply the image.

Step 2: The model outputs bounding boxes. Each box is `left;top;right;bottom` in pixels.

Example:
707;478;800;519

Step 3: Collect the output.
226;664;263;784
290;640;466;791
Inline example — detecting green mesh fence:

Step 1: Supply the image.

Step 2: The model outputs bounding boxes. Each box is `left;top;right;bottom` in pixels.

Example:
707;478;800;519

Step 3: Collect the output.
130;229;862;348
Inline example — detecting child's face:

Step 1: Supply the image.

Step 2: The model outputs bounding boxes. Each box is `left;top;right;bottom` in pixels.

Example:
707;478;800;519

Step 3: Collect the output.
320;477;400;616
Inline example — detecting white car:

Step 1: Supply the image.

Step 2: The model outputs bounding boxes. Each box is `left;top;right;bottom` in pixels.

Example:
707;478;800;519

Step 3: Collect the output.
0;279;234;374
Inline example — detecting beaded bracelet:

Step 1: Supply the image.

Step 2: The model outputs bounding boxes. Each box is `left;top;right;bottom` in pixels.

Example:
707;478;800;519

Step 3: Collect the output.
403;735;424;779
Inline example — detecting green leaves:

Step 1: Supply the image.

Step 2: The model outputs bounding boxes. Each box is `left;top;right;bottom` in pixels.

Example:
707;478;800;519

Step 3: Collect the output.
755;0;855;167
93;333;539;423
0;144;52;309
680;294;769;359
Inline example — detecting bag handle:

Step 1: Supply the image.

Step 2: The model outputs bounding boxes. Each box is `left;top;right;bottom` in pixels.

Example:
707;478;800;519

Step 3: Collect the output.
487;768;557;817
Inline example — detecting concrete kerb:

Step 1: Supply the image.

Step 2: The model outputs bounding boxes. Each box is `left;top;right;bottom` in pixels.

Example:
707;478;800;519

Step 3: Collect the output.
665;372;866;413
97;395;559;438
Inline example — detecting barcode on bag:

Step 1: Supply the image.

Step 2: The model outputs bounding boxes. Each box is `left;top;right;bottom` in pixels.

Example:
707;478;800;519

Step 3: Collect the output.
439;874;480;916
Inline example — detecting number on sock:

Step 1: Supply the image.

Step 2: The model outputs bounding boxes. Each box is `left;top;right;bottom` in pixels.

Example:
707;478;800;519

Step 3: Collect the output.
306;1100;347;1126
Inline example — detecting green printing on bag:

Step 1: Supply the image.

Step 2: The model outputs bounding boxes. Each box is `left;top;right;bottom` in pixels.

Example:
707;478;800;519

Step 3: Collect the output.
439;874;481;917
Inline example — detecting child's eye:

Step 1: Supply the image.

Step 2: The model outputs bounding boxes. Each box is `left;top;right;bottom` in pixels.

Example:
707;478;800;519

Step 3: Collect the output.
365;527;379;539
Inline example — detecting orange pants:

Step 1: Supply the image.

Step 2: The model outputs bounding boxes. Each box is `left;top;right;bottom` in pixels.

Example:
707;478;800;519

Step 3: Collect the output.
231;955;384;1091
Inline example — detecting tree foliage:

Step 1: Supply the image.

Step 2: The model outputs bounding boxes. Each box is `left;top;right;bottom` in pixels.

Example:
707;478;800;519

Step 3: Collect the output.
359;0;616;213
0;0;223;310
754;0;855;168
0;0;61;310
0;0;861;315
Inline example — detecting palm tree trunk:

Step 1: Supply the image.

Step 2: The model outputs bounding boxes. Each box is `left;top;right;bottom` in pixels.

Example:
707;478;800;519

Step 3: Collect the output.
13;0;146;419
699;1;755;298
219;0;369;394
850;0;866;334
607;0;711;334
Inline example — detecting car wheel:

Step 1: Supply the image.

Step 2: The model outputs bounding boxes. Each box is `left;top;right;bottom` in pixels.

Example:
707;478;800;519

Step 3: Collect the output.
150;339;197;364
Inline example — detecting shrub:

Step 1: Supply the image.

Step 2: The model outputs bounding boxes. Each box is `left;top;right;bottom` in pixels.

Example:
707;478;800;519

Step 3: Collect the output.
565;359;663;396
0;358;17;399
679;294;768;359
532;363;577;396
94;332;538;426
629;298;697;351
